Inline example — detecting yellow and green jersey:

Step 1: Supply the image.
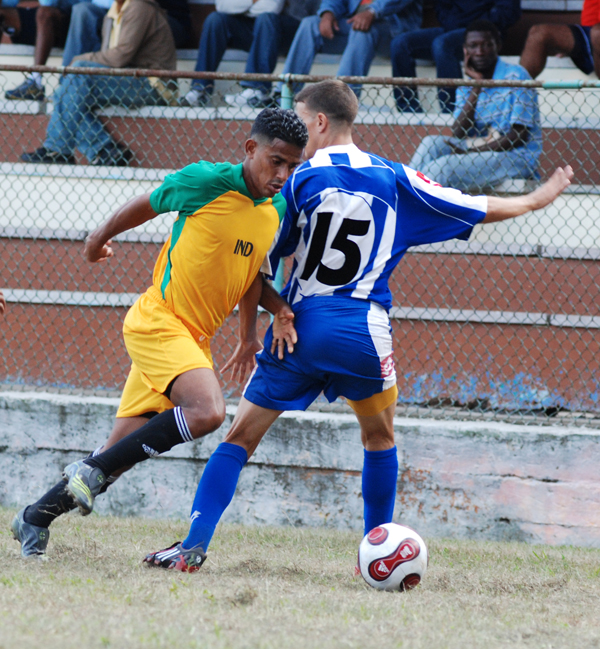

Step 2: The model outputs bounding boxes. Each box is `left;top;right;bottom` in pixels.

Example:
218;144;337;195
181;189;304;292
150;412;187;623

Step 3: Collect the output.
148;160;286;341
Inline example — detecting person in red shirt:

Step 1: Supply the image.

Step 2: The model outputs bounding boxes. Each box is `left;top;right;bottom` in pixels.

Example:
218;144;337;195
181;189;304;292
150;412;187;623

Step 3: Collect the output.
520;0;600;78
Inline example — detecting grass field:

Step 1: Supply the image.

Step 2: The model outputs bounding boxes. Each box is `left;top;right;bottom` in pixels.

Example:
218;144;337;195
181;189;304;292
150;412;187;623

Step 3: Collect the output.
1;508;600;649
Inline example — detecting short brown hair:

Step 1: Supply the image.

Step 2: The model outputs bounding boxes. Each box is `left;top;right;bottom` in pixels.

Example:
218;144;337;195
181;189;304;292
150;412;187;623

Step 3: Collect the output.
295;80;358;128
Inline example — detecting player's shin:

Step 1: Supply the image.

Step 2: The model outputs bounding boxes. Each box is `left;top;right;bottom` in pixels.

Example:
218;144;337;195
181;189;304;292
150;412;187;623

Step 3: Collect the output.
182;442;248;551
362;447;399;536
23;481;77;529
82;406;192;478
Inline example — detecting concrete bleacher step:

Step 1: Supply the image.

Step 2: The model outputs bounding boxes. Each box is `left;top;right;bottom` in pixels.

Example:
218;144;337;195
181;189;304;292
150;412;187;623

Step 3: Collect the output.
0;161;597;254
0;162;175;239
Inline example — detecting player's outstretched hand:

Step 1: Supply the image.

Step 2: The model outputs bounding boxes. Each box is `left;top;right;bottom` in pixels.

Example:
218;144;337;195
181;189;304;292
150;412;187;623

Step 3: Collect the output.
222;338;263;384
0;290;6;318
527;166;574;211
84;232;114;263
271;305;297;360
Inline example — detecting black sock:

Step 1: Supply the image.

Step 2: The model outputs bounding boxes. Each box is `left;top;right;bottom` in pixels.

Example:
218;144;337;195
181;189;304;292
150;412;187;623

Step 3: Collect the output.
23;481;77;528
85;407;191;477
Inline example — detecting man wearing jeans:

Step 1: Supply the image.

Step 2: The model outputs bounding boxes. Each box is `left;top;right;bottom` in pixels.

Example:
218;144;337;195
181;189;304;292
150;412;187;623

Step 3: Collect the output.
3;0;91;100
279;0;422;97
20;0;176;166
221;0;320;108
61;0;190;66
409;20;541;193
182;0;320;108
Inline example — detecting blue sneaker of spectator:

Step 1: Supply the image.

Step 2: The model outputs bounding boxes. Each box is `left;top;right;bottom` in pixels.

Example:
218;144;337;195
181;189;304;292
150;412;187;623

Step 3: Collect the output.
21;147;75;164
11;508;50;558
6;77;45;100
90;144;133;167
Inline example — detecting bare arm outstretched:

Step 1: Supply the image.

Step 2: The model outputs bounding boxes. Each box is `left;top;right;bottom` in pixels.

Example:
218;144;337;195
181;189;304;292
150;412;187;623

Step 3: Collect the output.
83;193;158;263
483;166;573;223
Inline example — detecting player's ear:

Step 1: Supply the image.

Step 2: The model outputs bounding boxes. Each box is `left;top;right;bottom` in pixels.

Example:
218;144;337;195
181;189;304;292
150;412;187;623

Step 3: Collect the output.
316;112;328;133
245;138;258;158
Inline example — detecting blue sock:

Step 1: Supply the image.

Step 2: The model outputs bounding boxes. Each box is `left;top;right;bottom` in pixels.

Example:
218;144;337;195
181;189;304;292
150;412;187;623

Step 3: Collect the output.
183;442;248;551
362;446;399;537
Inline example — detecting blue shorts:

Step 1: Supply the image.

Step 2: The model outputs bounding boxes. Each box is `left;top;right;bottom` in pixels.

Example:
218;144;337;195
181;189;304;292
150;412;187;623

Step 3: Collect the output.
569;25;594;75
243;296;397;411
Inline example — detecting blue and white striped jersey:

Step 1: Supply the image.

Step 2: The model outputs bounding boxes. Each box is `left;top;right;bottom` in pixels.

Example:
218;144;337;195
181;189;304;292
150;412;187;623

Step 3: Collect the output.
268;143;488;312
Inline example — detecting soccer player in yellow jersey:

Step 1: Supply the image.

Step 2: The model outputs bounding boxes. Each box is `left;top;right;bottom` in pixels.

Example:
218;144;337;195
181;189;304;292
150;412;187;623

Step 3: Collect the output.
11;108;308;559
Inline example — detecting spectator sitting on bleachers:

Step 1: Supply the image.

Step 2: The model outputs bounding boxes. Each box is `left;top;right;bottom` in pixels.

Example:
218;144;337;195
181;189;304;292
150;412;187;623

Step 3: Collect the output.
220;0;321;108
520;0;600;78
61;0;191;66
409;20;541;193
2;0;107;101
182;0;298;107
279;0;423;97
21;0;176;167
391;0;521;113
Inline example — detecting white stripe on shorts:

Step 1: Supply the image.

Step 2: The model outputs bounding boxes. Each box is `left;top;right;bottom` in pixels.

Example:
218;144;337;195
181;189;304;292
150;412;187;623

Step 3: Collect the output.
367;302;397;392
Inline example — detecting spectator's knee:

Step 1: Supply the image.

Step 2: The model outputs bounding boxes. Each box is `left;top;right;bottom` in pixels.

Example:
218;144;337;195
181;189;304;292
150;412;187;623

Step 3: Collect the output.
202;11;229;34
36;5;60;25
253;12;279;30
70;2;97;21
390;34;410;58
297;15;321;37
525;24;552;48
420;134;438;148
431;35;449;63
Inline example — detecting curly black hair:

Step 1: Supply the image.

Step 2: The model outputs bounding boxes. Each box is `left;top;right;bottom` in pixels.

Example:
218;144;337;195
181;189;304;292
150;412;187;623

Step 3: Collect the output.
464;19;502;45
250;108;308;149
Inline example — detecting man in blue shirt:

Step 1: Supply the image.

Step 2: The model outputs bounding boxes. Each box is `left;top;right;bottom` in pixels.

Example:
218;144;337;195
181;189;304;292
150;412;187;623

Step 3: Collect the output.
392;0;521;113
409;20;542;192
279;0;422;96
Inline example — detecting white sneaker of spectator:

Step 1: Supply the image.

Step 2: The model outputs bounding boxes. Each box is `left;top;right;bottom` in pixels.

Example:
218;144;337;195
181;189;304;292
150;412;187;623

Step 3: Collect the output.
224;87;271;107
181;88;210;107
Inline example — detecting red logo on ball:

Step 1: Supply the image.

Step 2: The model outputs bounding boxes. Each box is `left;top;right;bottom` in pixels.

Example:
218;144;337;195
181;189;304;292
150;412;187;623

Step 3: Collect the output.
367;526;389;545
368;538;421;581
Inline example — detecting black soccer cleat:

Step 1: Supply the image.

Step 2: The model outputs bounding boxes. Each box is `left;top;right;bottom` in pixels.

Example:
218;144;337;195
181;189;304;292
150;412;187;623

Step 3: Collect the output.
143;541;207;573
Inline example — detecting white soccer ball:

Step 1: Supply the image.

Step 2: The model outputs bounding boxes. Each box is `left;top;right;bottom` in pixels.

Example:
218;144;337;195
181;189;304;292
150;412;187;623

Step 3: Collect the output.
358;523;428;592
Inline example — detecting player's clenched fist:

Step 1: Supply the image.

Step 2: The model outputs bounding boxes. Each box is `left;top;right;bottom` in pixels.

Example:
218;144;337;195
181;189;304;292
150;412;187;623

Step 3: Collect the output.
84;231;114;263
0;290;6;317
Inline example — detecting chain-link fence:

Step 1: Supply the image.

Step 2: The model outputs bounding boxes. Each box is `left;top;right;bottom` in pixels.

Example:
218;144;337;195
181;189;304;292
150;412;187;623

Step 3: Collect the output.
0;65;599;426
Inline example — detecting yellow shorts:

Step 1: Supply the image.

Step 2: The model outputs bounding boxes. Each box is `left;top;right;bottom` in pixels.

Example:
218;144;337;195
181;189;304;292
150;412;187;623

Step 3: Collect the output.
347;385;398;417
116;290;213;419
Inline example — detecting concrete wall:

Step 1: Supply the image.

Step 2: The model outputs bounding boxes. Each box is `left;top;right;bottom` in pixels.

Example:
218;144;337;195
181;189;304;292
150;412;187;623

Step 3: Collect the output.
1;391;599;547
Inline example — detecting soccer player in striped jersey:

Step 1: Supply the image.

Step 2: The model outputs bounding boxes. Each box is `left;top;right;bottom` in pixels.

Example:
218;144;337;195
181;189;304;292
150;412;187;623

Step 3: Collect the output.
11;108;307;560
145;79;573;572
